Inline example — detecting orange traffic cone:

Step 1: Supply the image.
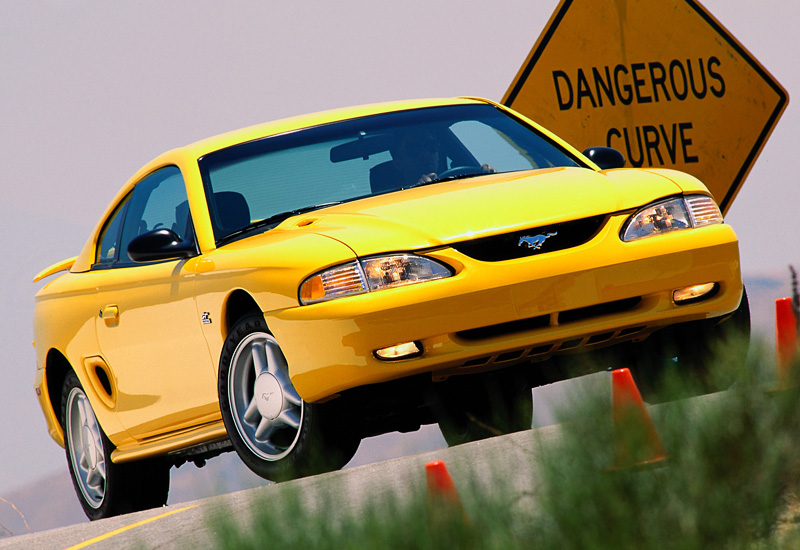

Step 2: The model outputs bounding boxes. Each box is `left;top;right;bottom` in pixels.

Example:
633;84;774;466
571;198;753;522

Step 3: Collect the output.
609;368;668;470
425;460;470;524
775;297;799;390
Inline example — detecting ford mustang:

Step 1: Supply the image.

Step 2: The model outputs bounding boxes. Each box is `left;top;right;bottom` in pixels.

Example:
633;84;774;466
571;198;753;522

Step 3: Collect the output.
33;97;747;519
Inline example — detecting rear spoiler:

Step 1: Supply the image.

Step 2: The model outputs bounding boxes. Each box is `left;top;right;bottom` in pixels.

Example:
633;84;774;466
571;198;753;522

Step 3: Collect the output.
33;256;77;283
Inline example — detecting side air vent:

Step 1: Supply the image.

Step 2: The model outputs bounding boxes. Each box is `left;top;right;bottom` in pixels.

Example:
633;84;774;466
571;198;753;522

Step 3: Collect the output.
82;356;117;409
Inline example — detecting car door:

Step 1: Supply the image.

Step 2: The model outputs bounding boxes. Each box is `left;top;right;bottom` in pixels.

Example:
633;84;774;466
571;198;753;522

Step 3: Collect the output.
93;166;218;440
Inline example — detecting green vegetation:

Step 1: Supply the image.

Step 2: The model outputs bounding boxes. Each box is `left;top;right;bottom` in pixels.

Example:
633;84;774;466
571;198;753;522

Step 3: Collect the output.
211;338;800;549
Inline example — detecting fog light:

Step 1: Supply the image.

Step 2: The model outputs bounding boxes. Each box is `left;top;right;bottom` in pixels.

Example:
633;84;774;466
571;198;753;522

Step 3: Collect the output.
673;282;717;304
374;341;422;361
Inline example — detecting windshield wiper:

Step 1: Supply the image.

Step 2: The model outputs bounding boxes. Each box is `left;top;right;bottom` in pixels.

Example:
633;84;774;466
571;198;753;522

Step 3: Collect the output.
404;171;484;190
217;201;344;246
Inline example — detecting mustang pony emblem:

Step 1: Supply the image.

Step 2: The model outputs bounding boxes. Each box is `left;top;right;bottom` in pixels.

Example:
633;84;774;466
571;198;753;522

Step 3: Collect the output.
518;232;557;250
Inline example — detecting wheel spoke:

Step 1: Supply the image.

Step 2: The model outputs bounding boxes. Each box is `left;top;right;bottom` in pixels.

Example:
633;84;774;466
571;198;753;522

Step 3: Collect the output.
86;466;103;488
264;342;286;376
272;365;293;392
77;397;90;427
79;446;91;470
251;341;268;376
243;396;262;425
283;385;302;407
92;434;104;461
278;408;301;430
74;400;92;469
254;418;275;441
96;459;106;484
264;342;300;404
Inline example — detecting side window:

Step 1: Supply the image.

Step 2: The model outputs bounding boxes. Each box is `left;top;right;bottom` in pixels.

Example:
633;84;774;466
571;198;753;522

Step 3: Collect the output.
117;166;193;265
95;193;131;266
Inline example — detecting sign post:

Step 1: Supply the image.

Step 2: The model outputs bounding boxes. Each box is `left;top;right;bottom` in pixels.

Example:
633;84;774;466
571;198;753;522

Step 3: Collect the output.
503;0;788;213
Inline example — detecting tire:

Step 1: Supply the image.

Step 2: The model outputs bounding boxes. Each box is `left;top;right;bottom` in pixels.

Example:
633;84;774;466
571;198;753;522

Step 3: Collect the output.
218;315;359;481
436;370;533;446
62;372;170;520
632;287;751;403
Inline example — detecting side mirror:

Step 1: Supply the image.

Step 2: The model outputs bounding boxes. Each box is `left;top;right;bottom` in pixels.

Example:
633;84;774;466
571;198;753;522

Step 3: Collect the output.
582;146;626;170
128;229;195;263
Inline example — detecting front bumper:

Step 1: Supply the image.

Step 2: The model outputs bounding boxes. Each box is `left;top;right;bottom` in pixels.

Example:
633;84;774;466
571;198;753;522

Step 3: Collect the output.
269;217;742;402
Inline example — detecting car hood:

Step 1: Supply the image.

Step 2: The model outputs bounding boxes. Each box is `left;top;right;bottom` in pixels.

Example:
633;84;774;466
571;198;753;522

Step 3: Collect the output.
278;166;684;256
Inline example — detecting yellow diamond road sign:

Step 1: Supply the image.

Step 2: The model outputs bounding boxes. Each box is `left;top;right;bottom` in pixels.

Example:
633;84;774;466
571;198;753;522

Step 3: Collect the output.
503;0;788;213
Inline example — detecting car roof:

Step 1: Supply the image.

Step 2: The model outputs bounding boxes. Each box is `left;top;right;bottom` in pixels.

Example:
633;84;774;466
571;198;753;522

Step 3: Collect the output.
180;97;488;158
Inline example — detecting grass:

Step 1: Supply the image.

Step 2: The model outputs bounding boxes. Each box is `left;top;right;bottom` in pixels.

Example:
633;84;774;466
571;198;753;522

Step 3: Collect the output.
534;339;800;549
209;336;800;549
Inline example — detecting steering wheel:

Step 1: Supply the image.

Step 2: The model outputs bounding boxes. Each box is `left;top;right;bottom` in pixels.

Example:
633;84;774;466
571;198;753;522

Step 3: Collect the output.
436;165;481;180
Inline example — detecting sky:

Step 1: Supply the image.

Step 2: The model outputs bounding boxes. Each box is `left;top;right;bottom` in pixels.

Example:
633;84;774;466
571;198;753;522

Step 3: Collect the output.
1;0;798;496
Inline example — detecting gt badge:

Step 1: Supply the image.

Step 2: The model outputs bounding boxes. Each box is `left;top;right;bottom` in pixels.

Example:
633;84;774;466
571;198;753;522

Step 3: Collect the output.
201;312;212;324
518;232;557;250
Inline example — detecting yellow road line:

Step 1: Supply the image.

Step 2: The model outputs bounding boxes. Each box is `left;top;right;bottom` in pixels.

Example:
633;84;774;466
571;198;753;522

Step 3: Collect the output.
65;504;199;550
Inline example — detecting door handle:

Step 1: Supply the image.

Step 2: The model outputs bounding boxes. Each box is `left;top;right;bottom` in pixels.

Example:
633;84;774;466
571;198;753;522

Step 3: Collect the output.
101;305;119;327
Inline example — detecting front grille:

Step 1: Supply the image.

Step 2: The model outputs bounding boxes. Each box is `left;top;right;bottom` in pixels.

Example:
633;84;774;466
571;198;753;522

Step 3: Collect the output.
452;215;607;262
558;297;641;324
455;297;641;341
456;314;550;341
446;323;658;375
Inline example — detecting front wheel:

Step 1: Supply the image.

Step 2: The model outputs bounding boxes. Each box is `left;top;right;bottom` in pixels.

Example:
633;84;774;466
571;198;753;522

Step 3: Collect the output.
632;287;751;403
219;315;359;481
62;372;170;520
436;370;533;446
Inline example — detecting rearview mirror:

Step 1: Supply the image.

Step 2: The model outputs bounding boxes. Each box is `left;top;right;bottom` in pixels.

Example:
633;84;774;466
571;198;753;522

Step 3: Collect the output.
582;146;626;170
128;229;195;263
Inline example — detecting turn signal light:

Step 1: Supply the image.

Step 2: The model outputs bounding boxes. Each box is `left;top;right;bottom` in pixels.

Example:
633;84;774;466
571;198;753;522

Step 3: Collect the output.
673;282;717;304
374;341;422;361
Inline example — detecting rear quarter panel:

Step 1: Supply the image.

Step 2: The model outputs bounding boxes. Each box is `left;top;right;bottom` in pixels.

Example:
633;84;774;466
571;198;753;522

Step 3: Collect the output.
34;271;129;446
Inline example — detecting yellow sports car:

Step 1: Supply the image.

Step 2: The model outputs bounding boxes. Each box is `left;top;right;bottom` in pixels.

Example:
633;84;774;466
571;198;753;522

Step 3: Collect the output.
33;97;747;519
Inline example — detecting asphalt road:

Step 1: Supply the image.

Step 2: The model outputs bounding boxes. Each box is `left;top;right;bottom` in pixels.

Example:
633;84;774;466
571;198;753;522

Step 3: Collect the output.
0;423;562;550
3;376;743;549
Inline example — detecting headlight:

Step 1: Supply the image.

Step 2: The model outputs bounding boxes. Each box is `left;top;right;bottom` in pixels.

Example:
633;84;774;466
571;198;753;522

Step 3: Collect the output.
621;195;722;242
299;254;452;305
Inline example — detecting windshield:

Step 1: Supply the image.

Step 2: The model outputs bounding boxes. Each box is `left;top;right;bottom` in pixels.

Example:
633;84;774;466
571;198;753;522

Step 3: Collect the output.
199;104;584;244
